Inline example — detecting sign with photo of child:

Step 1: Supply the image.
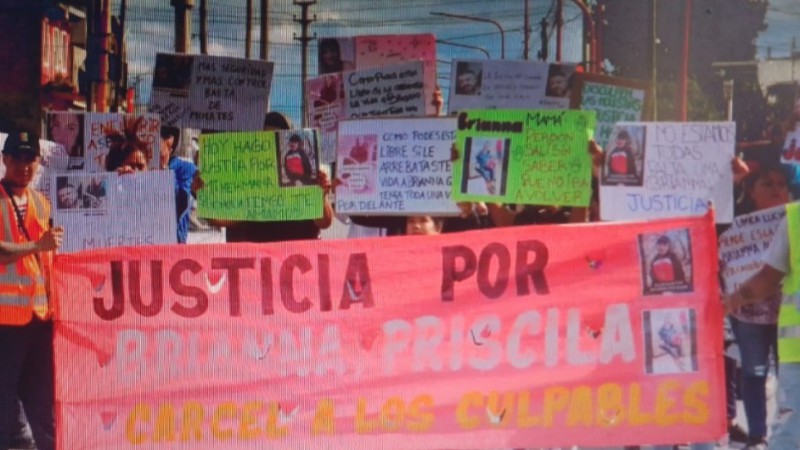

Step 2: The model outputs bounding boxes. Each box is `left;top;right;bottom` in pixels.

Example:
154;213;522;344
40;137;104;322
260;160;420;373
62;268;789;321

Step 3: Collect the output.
448;60;576;112
198;130;323;221
335;117;460;215
148;53;274;131
599;121;736;223
52;171;177;253
452;109;596;207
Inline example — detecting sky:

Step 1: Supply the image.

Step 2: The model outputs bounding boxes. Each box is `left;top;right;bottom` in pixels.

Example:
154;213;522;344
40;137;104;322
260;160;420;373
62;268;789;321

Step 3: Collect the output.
119;0;797;126
756;0;800;59
120;0;585;125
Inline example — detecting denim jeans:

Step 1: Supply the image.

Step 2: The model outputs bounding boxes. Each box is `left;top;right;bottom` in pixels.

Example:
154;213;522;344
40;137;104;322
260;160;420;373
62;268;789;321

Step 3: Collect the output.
730;317;777;440
725;354;738;419
0;320;55;450
771;362;800;449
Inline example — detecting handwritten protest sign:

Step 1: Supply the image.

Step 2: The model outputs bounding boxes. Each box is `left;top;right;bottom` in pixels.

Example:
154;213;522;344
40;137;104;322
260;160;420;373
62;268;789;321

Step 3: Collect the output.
45;112;160;172
336;118;459;215
198;129;323;221
54;212;724;449
719;204;787;294
452;109;595;206
569;73;651;145
354;34;436;116
319;34;437;115
344;61;426;119
310;61;427;165
149;53;274;131
448;60;576;112
52;171;177;253
306;73;345;164
599;122;736;223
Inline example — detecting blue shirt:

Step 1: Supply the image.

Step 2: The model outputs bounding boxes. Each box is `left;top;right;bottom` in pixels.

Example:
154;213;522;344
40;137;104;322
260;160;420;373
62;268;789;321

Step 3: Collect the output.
169;157;197;243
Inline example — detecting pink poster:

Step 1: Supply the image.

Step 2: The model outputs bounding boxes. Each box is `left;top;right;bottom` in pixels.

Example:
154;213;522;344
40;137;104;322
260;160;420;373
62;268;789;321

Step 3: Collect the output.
54;213;725;449
354;34;437;115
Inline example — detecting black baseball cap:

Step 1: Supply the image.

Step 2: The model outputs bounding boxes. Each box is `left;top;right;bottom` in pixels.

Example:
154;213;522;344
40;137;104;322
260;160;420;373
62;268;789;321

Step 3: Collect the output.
2;130;41;159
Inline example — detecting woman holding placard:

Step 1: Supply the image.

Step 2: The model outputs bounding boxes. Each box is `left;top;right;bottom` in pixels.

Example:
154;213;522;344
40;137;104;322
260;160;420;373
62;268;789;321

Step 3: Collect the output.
728;165;791;450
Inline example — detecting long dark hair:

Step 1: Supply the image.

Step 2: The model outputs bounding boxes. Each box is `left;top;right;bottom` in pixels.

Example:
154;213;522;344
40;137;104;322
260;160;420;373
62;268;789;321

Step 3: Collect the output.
318;38;344;74
48;113;85;157
105;116;149;171
736;164;790;215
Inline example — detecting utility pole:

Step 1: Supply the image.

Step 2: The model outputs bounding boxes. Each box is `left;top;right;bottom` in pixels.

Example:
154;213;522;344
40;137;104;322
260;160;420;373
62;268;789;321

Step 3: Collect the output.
260;0;269;60
199;0;208;54
555;0;563;62
792;37;797;82
430;12;505;59
170;0;194;53
523;0;530;59
293;0;316;127
538;17;548;61
676;0;691;121
116;0;128;112
246;0;253;58
93;0;111;112
651;0;658;120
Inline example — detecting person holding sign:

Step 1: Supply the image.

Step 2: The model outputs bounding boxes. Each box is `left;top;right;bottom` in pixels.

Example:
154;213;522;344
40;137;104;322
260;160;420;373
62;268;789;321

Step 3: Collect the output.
104;117;151;173
199;112;334;242
160;126;198;244
0;130;64;450
724;207;799;450
728;165;791;449
405;215;444;236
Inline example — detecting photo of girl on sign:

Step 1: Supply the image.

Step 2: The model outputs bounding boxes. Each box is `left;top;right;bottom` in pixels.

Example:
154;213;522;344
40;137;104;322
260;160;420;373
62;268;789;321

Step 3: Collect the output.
602;125;645;186
337;134;377;195
638;228;694;295
643;308;698;375
461;137;510;197
276;131;318;187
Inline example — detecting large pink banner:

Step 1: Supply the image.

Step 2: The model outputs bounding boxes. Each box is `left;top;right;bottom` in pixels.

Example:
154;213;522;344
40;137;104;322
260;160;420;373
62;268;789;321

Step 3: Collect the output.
54;213;724;449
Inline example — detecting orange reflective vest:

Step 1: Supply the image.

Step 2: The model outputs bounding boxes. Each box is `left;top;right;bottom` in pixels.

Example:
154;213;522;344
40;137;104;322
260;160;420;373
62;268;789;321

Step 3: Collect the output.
0;186;53;325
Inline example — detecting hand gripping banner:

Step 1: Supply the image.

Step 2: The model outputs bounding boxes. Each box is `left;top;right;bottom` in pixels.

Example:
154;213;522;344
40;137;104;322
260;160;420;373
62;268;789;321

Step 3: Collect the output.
53;212;724;448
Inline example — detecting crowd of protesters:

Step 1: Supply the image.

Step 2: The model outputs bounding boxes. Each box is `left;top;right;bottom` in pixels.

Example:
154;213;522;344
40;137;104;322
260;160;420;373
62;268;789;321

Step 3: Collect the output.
1;68;800;450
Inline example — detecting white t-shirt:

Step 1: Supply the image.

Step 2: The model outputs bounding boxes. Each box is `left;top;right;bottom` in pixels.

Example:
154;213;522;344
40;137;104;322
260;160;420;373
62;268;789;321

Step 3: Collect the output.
765;218;790;274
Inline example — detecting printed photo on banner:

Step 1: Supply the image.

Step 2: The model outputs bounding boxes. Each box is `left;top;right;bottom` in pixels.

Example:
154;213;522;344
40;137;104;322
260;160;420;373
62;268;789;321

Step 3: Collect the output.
55;174;107;212
455;61;483;96
545;64;575;98
638;228;694;295
318;37;355;74
45;112;85;169
602;125;646;186
338;134;377;194
643;308;698;375
276;131;318;187
782;128;800;165
460;137;510;197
